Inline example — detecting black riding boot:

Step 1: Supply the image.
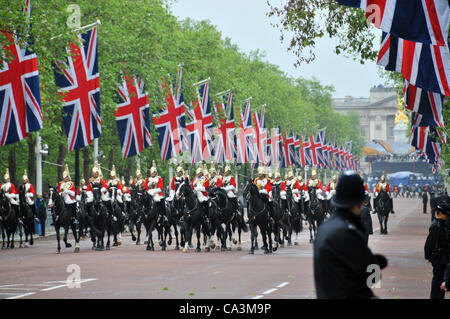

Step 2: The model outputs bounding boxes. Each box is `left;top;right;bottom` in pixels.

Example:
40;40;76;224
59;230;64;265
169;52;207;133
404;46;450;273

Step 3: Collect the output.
69;203;79;224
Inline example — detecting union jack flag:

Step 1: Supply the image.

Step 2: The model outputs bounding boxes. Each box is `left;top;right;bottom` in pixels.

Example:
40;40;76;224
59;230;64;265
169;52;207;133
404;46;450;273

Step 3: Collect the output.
336;0;449;47
0;3;42;147
266;127;282;168
252;105;268;165
292;135;302;168
403;80;445;128
236;99;257;164
377;32;450;96
298;136;312;168
213;92;236;164
54;26;101;151
115;75;152;159
153;67;187;161
186;82;214;163
281;130;295;168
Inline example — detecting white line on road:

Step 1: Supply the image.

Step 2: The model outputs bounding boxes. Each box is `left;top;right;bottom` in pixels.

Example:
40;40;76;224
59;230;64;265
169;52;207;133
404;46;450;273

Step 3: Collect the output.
40;278;98;291
262;288;278;295
6;292;36;299
252;295;264;299
276;282;289;288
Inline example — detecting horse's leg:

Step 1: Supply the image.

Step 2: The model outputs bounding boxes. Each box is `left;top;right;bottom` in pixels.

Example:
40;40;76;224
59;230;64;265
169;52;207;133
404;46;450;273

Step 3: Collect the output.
237;222;242;251
377;213;384;234
18;224;23;248
195;224;201;252
136;221;141;245
63;226;72;248
261;226;269;254
249;224;256;254
308;218;314;243
70;222;80;253
384;214;389;235
55;225;61;253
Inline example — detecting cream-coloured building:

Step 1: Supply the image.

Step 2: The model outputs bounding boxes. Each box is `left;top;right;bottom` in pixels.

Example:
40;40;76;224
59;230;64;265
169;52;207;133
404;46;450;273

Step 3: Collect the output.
333;86;398;143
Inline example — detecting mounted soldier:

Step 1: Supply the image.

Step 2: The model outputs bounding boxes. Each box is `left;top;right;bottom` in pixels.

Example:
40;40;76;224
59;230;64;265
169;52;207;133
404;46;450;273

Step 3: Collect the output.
192;164;210;212
208;164;223;188
57;164;77;223
375;174;394;214
86;162;109;208
222;165;238;210
325;175;338;201
19;170;38;222
253;166;273;215
145;160;165;211
308;169;325;200
131;167;145;194
1;168;20;222
167;165;185;202
107;165;124;210
282;170;302;205
296;173;310;202
76;178;88;202
122;177;132;204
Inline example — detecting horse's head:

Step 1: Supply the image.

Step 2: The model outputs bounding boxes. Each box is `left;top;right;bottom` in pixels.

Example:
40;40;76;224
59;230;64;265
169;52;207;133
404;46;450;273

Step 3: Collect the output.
47;185;59;208
177;178;192;199
243;182;258;200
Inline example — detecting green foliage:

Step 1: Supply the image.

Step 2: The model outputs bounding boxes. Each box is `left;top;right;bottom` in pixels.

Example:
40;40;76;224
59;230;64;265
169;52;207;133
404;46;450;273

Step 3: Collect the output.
0;0;362;185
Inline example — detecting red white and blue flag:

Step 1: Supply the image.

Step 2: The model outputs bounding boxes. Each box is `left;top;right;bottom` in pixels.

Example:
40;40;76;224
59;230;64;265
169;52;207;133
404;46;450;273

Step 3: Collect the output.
403;80;445;128
336;0;449;47
0;1;42;147
266;127;282;168
115;75;152;159
186;82;214;163
252;105;268;165
153;68;187;161
377;32;450;96
281;130;295;168
213;92;236;164
54;26;101;151
236;99;257;164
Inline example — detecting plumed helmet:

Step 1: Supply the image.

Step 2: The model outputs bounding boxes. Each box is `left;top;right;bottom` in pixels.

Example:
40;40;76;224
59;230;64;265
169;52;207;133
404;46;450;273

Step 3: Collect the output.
359;172;364;181
297;174;303;182
22;169;28;182
80;178;85;186
92;161;100;175
129;176;133;184
288;170;294;178
196;166;203;175
381;173;386;181
274;171;281;178
224;165;231;173
333;174;338;181
312;169;317;177
150;160;157;174
331;171;365;208
110;165;116;178
63;164;71;179
4;168;10;181
203;164;209;177
176;165;184;174
257;166;264;174
121;177;126;186
209;164;216;174
267;168;273;178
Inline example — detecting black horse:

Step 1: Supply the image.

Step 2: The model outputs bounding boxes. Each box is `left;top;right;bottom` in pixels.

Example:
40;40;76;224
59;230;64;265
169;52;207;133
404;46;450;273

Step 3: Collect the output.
77;189;89;239
48;186;80;253
164;196;183;250
208;187;236;251
289;188;304;245
105;187;124;249
271;183;286;248
374;190;391;235
127;189;144;245
87;187;108;250
243;182;273;254
177;178;209;252
0;192;18;249
17;185;35;247
306;187;325;243
142;192;164;251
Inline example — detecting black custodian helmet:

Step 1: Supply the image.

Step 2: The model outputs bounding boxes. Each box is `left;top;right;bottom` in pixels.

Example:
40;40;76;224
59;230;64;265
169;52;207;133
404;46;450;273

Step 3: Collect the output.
332;171;365;208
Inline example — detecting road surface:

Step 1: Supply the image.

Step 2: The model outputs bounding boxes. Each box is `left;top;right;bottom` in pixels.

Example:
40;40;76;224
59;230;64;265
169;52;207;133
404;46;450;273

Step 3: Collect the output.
0;197;438;299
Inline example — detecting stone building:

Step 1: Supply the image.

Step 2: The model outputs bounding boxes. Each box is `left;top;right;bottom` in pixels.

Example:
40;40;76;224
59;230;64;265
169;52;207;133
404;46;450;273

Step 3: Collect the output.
333;85;398;143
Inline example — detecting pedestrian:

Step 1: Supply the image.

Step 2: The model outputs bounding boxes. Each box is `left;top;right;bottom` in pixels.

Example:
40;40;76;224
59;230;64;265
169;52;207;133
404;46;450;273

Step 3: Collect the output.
423;191;428;214
39;193;48;237
360;194;373;245
424;198;450;299
314;171;388;299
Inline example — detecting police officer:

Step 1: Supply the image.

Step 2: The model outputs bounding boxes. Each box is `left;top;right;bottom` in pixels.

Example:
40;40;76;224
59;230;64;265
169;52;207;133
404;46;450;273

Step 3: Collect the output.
424;198;450;299
423;191;429;214
314;171;388;299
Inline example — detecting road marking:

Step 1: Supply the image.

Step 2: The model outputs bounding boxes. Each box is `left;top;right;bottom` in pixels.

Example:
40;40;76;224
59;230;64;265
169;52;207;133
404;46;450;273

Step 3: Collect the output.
40;278;98;291
374;227;380;232
262;288;278;295
6;292;36;299
0;287;40;290
276;282;289;288
252;295;264;299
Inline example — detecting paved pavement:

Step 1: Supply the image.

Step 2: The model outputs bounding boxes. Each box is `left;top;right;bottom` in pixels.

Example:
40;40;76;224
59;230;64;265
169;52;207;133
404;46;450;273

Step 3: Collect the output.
0;198;439;299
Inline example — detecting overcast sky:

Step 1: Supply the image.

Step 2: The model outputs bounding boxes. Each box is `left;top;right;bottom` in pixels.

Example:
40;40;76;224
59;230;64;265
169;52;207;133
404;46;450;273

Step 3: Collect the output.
169;0;384;98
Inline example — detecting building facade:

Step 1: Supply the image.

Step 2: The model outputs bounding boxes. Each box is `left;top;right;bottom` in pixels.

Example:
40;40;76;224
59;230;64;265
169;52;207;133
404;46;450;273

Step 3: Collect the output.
333;86;398;143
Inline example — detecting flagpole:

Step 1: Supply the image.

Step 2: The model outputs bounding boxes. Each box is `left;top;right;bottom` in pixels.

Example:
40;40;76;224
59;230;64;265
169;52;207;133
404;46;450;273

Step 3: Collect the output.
50;20;101;40
192;78;211;87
